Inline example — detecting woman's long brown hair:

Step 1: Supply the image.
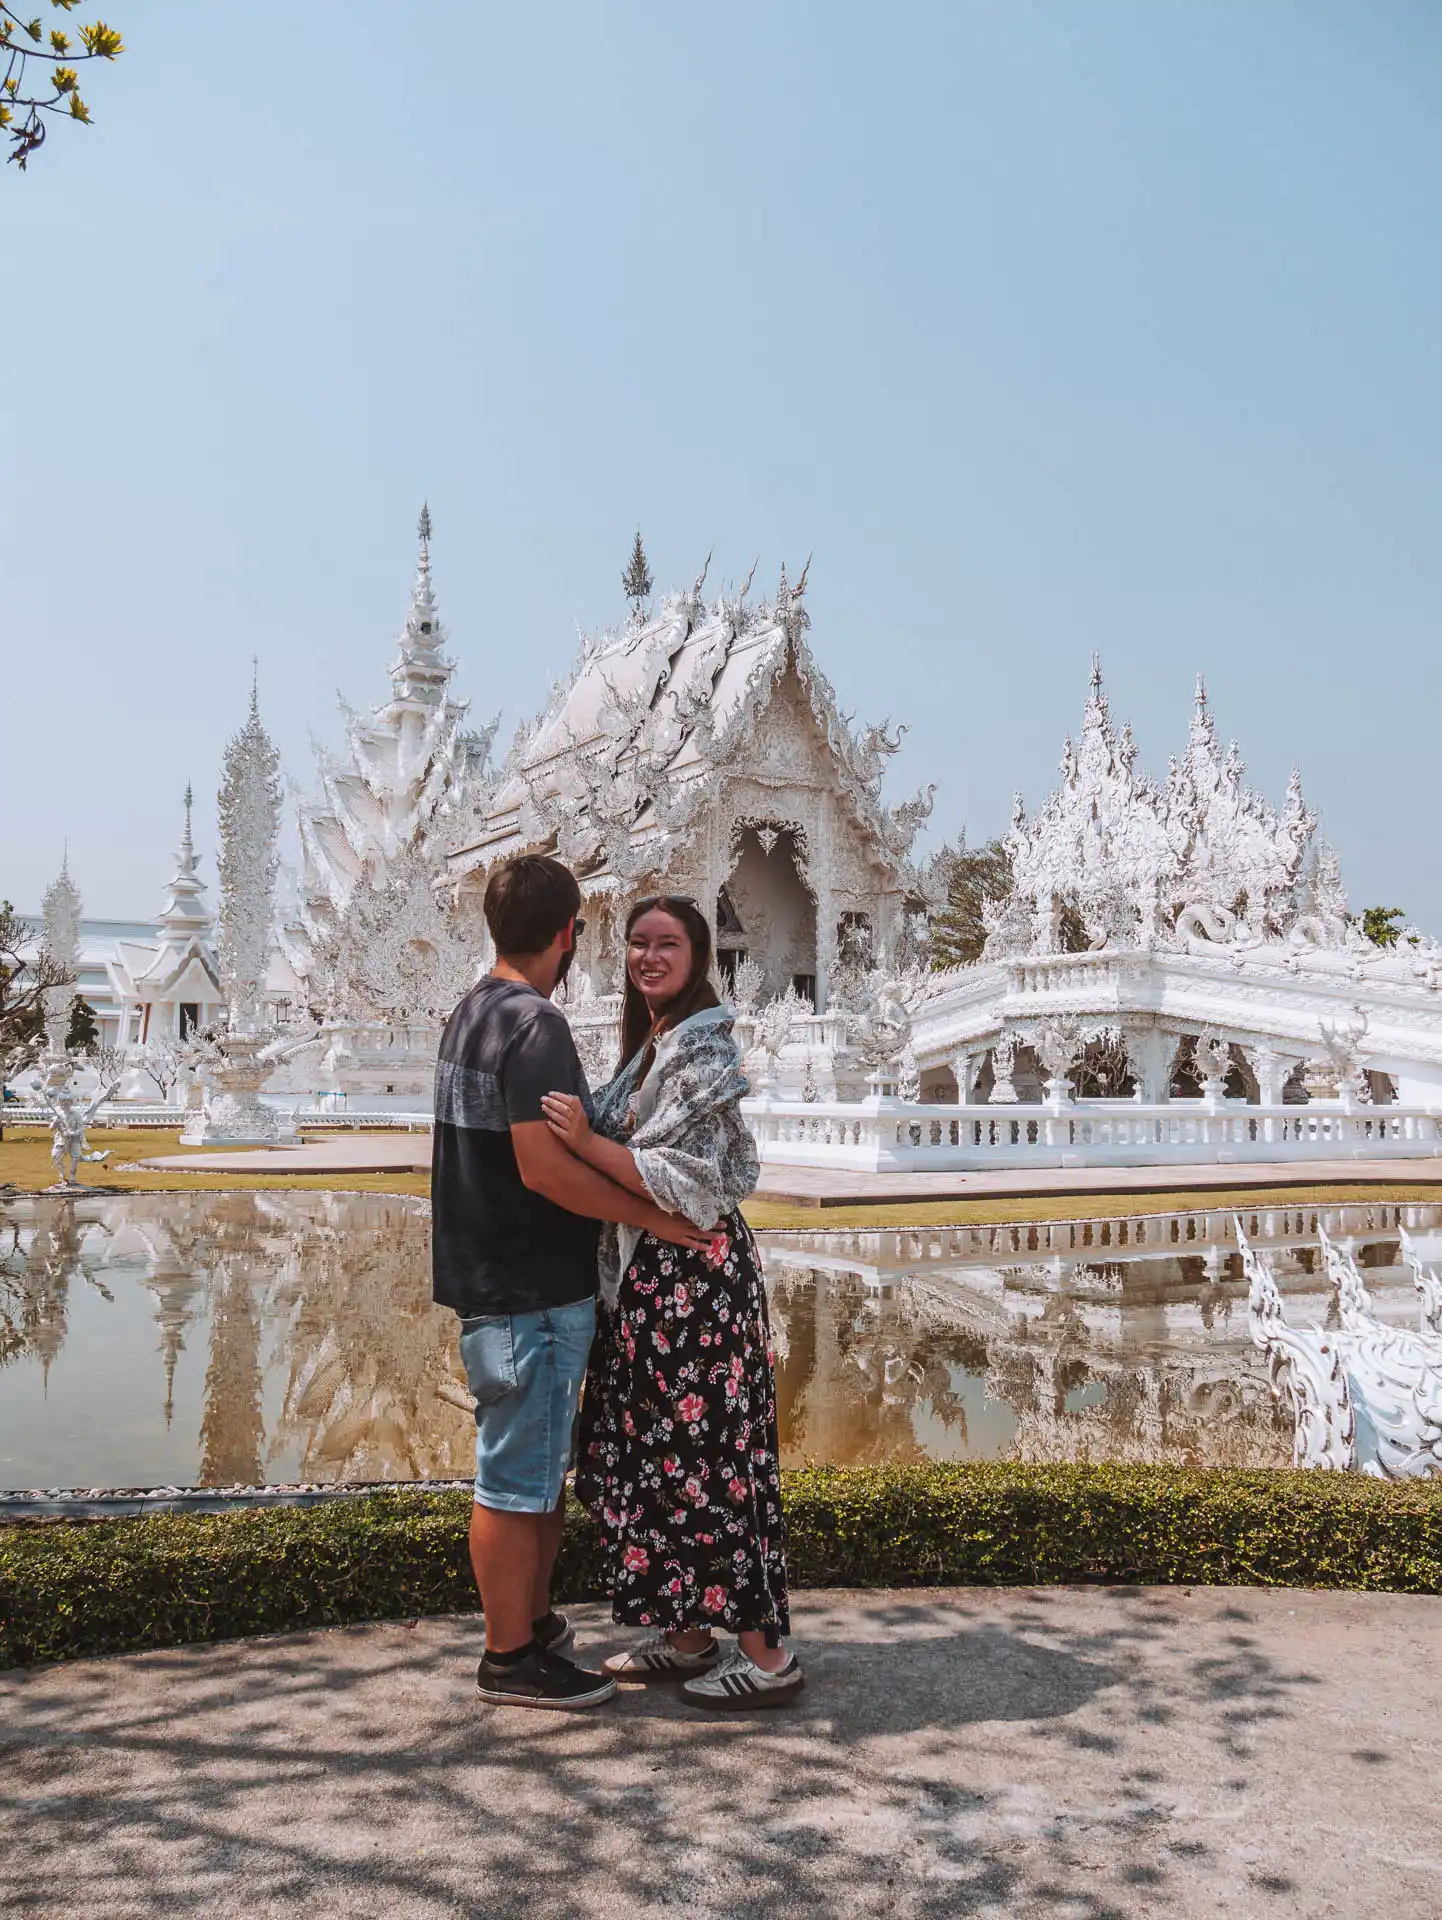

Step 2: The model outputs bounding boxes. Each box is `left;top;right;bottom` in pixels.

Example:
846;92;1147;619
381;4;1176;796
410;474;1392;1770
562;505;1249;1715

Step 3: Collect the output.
619;895;721;1080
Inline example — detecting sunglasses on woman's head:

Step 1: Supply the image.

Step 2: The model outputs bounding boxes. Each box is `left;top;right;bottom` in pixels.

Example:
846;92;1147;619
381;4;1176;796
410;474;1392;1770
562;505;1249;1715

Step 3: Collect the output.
630;895;700;915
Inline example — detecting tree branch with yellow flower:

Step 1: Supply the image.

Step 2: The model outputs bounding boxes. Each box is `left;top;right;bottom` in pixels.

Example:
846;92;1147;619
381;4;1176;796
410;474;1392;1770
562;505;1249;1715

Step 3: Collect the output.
1;1;122;170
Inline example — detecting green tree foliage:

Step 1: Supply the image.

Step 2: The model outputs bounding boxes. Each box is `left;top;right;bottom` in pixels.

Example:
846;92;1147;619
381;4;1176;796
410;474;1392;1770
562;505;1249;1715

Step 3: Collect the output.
1;2;123;170
928;834;1012;969
64;993;99;1053
1361;906;1405;949
621;528;653;613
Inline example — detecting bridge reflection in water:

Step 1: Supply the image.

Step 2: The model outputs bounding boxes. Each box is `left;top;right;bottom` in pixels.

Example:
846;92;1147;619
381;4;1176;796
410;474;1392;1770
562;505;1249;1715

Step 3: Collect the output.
2;1193;1439;1490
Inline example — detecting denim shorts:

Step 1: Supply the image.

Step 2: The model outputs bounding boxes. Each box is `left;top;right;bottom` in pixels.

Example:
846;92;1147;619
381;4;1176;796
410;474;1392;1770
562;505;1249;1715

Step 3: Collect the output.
457;1298;597;1513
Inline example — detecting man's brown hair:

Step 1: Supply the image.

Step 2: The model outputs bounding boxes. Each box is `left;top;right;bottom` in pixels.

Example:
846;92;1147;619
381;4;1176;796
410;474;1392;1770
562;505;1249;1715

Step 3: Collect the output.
483;854;582;958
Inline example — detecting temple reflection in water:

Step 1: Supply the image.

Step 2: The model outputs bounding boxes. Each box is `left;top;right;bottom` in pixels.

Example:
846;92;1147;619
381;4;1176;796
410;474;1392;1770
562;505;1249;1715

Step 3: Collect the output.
4;1192;1441;1491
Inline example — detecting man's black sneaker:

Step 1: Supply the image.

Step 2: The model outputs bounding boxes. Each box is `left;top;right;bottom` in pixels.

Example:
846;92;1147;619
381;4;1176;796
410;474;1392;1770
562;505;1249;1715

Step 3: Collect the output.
533;1609;575;1657
476;1646;617;1712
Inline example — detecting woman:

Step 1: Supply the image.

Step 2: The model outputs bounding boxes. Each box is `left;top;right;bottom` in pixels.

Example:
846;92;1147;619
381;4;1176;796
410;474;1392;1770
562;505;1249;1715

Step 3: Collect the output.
541;895;801;1708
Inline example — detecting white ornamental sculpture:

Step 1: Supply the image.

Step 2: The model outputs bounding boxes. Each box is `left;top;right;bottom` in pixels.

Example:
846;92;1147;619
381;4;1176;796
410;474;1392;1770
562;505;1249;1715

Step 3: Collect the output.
184;683;310;1145
1317;1005;1371;1105
847;966;930;1093
35;1055;120;1189
1031;1015;1085;1103
32;858;122;1187
1240;1218;1442;1477
1399;1228;1442;1338
989;1030;1020;1105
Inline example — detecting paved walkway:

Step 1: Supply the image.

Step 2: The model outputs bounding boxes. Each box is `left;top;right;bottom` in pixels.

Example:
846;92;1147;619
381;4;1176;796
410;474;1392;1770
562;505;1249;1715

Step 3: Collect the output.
137;1132;432;1174
2;1585;1439;1917
754;1155;1442;1206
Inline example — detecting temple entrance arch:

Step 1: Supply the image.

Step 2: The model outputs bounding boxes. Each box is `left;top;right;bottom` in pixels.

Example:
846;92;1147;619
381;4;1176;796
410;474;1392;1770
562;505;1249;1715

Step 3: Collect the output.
718;820;818;1006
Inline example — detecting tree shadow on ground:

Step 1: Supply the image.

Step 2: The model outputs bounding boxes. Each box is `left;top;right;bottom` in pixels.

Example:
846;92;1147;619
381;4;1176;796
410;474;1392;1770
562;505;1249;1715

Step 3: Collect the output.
0;1587;1365;1919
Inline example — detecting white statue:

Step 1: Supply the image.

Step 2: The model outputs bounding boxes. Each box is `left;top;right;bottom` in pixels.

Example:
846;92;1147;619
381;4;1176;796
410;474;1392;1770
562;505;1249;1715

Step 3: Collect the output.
1241;1218;1442;1478
36;1058;120;1189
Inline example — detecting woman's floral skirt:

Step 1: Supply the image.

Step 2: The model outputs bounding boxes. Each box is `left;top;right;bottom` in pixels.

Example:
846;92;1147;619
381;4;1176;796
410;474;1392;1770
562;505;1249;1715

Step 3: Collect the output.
575;1213;790;1639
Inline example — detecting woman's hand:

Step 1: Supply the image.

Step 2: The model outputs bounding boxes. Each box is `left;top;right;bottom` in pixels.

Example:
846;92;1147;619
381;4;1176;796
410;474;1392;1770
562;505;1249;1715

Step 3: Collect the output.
541;1091;593;1155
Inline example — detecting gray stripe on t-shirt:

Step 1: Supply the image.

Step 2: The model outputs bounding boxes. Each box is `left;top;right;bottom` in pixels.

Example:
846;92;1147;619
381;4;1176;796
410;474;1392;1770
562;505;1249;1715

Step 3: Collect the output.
434;1057;509;1131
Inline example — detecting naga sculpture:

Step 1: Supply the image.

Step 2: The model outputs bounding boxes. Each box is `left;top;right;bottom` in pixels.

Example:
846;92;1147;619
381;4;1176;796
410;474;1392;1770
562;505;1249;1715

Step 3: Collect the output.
1240;1217;1442;1478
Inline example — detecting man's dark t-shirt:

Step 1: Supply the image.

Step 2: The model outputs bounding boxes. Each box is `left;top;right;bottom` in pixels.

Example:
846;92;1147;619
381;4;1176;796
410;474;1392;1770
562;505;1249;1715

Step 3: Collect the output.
431;976;600;1318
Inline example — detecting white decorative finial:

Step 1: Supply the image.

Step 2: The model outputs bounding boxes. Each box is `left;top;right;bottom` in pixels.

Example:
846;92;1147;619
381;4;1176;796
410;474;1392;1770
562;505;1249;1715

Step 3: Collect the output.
1089;652;1103;695
418;501;432;549
1195;671;1208;708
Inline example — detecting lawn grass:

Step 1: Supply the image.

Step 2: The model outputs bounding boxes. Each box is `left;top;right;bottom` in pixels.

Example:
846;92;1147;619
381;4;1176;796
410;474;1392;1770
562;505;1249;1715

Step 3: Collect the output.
0;1128;430;1199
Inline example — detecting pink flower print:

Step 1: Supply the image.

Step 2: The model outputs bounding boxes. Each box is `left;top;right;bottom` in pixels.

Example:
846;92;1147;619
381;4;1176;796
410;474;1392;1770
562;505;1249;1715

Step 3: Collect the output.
673;1282;689;1310
622;1545;650;1574
669;1578;683;1595
730;1352;744;1375
702;1585;728;1614
728;1480;746;1502
622;1411;635;1436
697;1533;715;1546
683;1475;703;1499
677;1393;706;1424
663;1455;681;1476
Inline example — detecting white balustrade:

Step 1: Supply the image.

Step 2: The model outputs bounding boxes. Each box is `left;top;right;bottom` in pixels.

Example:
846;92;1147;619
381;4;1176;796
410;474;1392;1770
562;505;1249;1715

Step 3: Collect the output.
742;1096;1442;1173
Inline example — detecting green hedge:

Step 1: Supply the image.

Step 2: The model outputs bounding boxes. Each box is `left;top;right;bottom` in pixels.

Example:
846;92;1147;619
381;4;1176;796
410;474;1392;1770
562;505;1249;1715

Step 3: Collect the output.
5;1463;1442;1669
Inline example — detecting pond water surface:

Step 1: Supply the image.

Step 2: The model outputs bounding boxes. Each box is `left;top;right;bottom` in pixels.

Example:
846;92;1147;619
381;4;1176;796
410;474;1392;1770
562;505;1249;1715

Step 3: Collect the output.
3;1191;1440;1490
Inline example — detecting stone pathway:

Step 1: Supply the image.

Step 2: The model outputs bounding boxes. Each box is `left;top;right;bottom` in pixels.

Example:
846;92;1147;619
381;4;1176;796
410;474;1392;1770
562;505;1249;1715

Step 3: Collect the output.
136;1132;432;1174
754;1155;1442;1206
2;1585;1439;1916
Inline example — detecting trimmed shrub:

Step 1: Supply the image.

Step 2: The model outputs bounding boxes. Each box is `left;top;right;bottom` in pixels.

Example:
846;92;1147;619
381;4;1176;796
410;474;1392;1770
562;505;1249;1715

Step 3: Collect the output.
4;1464;1442;1669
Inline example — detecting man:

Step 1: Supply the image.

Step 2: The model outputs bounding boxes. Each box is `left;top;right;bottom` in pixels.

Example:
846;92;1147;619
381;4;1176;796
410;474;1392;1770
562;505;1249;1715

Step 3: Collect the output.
433;853;714;1711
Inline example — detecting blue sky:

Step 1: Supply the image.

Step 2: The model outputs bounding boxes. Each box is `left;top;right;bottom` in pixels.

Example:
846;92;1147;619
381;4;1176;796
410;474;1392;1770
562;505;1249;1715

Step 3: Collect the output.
3;1;1439;924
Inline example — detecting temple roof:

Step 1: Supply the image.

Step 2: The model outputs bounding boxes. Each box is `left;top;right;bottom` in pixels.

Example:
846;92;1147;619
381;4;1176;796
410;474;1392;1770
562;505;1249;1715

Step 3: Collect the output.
446;561;932;883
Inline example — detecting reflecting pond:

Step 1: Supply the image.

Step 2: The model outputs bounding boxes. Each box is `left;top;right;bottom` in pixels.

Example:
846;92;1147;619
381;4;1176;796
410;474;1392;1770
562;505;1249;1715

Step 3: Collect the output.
4;1191;1441;1490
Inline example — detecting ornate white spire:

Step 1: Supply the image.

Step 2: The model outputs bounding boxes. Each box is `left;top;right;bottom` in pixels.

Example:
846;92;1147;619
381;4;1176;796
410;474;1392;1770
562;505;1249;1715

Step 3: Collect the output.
39;857;83;1044
285;504;498;1013
217;683;283;1032
40;858;82;976
155;784;214;945
390;501;454;707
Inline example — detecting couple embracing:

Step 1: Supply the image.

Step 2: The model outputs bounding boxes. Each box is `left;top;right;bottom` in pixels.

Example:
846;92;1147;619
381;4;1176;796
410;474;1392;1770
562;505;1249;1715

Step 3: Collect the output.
432;853;800;1712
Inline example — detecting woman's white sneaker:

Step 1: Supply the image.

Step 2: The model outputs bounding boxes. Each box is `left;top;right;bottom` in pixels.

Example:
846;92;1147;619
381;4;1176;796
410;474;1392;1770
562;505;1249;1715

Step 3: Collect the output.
681;1645;803;1709
602;1631;721;1683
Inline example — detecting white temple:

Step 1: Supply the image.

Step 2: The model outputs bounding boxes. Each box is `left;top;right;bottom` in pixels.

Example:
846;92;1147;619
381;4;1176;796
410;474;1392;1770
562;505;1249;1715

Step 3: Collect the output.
263;513;1442;1147
16;506;1442;1169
